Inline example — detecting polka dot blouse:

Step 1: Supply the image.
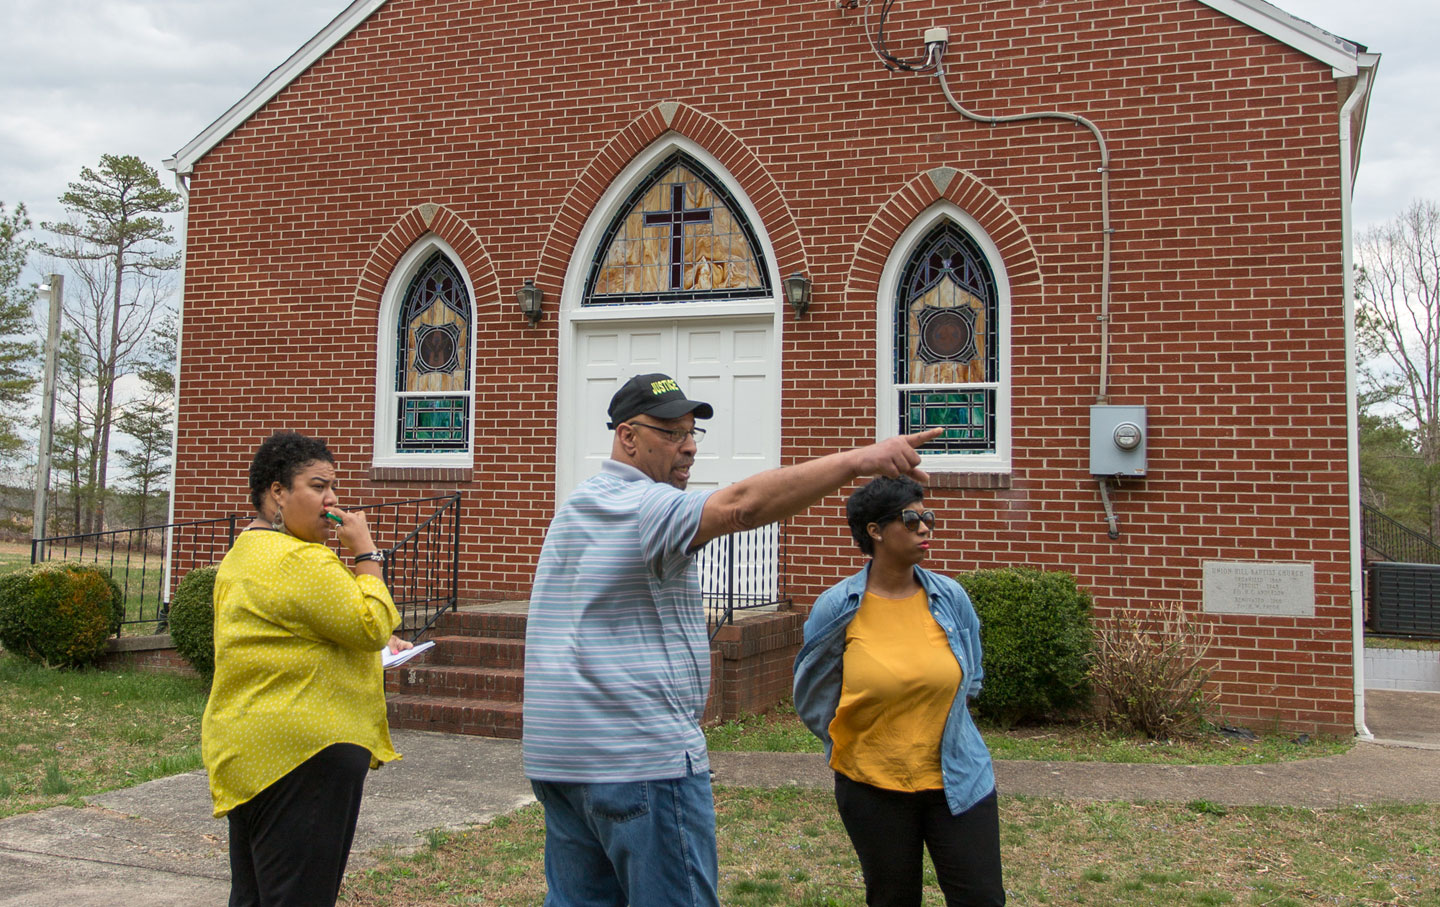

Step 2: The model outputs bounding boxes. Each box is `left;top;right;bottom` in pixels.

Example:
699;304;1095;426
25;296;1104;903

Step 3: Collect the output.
201;529;402;818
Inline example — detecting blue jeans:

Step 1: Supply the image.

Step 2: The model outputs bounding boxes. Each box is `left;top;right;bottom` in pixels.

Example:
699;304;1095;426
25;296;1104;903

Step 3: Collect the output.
530;772;720;907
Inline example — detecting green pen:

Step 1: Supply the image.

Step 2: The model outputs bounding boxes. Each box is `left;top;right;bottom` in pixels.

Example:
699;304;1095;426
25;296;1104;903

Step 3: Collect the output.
323;511;343;524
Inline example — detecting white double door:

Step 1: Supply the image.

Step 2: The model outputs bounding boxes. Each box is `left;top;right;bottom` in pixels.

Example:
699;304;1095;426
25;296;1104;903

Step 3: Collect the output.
564;315;779;495
562;315;782;600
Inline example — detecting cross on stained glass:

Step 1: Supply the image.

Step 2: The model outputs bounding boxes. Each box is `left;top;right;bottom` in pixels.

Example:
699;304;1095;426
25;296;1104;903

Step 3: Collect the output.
643;184;713;290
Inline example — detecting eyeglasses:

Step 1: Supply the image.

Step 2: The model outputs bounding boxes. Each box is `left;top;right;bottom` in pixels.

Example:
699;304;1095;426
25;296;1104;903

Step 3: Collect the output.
887;509;936;531
626;422;706;444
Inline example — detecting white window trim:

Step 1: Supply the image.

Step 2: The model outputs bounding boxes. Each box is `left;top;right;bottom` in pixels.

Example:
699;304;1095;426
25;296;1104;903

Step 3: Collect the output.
875;202;1012;473
372;235;477;469
555;135;785;496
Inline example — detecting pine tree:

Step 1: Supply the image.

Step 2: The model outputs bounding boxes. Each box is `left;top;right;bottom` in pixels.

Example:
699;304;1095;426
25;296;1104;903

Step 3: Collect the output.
0;202;39;467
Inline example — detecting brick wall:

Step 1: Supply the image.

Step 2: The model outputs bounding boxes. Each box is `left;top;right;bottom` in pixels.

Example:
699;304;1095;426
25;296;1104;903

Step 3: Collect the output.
710;611;806;722
98;634;200;679
173;1;1357;734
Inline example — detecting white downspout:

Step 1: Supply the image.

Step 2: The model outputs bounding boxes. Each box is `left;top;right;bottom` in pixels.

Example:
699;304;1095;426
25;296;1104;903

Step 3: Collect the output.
1339;62;1375;740
161;166;191;622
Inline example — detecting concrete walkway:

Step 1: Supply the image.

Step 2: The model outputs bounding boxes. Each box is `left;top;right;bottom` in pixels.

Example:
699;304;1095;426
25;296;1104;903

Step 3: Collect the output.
2;692;1438;906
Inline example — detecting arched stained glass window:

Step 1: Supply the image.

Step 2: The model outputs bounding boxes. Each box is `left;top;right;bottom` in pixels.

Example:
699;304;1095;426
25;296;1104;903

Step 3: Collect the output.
395;252;471;451
584;151;770;305
894;222;998;452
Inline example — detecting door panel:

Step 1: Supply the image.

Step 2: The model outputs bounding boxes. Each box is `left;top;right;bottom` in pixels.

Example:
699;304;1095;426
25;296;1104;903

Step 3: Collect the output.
565;315;782;608
568;317;776;496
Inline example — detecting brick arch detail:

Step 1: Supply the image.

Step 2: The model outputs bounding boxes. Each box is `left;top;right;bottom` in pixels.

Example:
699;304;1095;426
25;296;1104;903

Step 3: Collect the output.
532;103;808;296
352;204;500;316
842;168;1042;303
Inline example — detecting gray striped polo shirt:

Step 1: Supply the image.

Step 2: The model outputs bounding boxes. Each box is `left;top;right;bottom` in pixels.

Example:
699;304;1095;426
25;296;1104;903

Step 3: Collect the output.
522;459;715;782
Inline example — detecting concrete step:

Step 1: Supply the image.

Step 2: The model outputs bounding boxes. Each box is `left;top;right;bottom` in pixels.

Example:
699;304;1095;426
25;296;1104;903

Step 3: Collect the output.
424;634;526;669
386;693;523;739
393;664;524;702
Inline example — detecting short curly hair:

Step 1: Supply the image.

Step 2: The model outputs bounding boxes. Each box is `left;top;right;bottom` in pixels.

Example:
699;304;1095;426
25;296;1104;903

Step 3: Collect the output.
248;431;335;511
846;476;925;557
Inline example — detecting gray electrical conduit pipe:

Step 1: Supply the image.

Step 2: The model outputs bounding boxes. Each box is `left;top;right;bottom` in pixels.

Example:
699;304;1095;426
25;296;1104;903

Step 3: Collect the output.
933;50;1122;536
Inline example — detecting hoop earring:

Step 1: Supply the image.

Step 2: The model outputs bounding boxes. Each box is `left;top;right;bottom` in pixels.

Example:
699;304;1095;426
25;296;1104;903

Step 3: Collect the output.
272;507;286;534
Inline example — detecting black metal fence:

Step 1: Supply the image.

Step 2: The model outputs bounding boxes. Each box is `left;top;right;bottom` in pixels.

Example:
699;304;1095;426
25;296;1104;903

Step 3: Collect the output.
32;516;242;634
698;520;789;638
31;493;461;639
1363;503;1440;565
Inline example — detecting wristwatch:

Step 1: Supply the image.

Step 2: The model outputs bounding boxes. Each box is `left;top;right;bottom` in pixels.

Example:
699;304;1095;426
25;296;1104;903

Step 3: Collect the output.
355;550;386;566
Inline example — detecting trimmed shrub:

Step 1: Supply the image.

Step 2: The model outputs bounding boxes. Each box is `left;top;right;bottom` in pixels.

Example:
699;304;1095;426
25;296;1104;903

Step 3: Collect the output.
1089;601;1216;739
100;570;125;636
0;563;117;668
957;567;1094;727
169;566;218;682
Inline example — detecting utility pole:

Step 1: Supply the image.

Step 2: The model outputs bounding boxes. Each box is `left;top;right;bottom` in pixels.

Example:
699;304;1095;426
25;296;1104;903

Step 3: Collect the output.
33;273;62;545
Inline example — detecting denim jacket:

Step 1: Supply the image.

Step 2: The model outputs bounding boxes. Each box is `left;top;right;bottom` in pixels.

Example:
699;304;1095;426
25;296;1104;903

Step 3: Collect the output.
792;564;996;816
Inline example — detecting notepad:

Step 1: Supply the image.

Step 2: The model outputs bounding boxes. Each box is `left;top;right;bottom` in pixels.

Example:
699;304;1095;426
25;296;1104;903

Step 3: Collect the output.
382;640;436;669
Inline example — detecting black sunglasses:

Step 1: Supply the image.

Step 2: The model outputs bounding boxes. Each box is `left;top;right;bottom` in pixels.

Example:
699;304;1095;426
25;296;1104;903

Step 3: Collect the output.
886;509;936;531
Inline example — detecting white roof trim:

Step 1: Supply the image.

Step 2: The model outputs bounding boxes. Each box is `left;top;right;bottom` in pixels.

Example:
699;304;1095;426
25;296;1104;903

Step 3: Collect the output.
1195;0;1362;75
166;0;1367;175
163;0;388;174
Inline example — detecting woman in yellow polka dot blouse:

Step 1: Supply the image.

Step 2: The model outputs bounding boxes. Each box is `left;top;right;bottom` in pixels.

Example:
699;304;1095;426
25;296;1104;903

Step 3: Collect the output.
201;431;412;907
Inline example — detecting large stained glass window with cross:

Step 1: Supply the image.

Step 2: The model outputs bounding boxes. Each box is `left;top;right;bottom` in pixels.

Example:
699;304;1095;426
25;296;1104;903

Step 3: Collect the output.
584;152;771;305
894;222;998;453
395;251;471;452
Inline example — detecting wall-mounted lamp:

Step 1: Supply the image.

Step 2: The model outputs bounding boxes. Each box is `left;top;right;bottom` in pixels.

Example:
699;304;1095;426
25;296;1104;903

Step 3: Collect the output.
516;278;543;326
783;272;812;319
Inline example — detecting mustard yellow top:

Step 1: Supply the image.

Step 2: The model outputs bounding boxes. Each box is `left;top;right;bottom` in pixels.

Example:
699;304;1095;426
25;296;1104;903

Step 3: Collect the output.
828;588;962;792
201;529;401;818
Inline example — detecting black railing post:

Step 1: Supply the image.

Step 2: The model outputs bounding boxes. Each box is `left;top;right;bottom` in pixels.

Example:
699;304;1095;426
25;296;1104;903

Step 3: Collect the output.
450;492;460;614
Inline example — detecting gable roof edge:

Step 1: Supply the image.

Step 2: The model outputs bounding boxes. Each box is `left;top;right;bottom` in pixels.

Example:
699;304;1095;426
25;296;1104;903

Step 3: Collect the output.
164;0;1365;177
1194;0;1361;74
163;0;389;175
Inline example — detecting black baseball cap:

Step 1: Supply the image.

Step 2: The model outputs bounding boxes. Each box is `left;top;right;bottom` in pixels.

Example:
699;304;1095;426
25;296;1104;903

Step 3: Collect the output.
606;373;714;429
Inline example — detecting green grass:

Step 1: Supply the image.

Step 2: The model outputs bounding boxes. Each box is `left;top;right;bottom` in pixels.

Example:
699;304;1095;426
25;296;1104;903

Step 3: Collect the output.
705;701;1352;765
705;700;822;754
0;653;209;818
339;789;1440;906
0;548;31;575
1366;635;1440;651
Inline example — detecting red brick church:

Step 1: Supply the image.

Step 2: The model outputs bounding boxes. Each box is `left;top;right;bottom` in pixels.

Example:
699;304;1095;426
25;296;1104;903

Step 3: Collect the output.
164;0;1377;735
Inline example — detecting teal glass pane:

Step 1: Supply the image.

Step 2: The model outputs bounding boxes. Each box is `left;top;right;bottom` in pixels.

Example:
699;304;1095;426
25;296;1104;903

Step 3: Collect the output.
397;396;468;452
898;389;994;451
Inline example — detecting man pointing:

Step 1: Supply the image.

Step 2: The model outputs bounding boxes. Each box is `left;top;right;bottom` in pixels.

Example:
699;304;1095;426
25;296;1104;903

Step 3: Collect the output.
523;372;940;907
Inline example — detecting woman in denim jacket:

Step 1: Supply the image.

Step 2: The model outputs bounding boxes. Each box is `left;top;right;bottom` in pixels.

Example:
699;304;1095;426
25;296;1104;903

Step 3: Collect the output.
793;476;1003;906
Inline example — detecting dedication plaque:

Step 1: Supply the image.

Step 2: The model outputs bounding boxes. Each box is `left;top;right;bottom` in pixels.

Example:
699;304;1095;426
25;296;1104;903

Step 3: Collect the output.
1202;560;1315;617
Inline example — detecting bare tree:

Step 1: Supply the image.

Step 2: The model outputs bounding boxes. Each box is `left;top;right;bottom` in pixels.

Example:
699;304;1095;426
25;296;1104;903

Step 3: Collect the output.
1356;199;1440;538
39;155;181;532
115;316;176;529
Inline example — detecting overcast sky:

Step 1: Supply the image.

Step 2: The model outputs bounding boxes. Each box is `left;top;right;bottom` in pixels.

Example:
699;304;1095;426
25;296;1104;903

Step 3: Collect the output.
1;0;1434;277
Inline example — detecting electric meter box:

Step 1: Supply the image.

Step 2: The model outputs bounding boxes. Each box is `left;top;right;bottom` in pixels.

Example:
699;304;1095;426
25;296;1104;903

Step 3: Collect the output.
1090;405;1147;477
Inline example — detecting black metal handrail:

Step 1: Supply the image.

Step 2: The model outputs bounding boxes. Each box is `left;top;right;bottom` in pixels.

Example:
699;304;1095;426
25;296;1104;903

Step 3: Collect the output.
699;520;789;639
361;493;461;641
1363;503;1440;565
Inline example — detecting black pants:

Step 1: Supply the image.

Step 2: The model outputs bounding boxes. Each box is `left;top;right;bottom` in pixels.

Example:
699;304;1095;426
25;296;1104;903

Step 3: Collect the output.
226;742;371;907
834;772;1005;907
